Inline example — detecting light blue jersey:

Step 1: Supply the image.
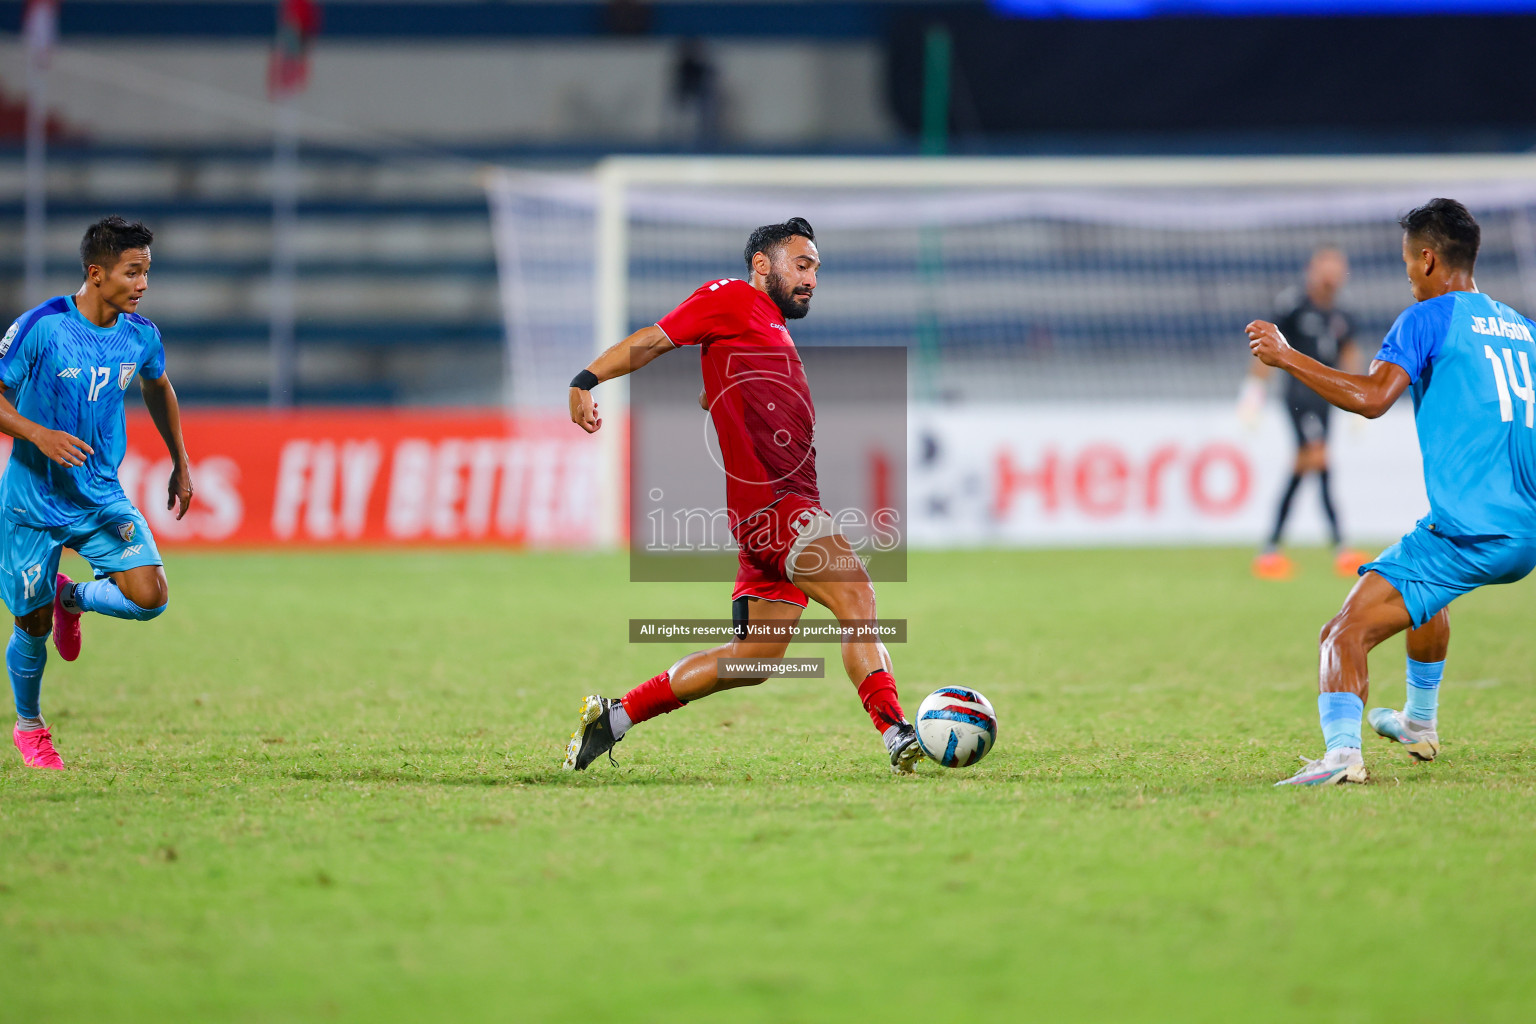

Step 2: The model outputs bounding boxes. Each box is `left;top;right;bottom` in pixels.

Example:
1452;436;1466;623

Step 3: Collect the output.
0;296;166;528
1374;291;1536;538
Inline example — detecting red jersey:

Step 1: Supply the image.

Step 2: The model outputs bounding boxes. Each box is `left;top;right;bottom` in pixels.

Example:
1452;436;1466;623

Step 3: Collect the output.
656;278;820;529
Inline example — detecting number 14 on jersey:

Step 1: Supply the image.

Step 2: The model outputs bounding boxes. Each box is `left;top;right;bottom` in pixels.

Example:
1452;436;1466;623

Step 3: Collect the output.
1485;345;1535;427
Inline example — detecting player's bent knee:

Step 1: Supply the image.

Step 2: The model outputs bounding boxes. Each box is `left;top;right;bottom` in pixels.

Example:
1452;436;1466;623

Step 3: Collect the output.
128;600;168;622
729;641;792;662
720;640;792;686
122;581;168;611
828;582;877;622
1320;611;1370;651
1319;612;1353;649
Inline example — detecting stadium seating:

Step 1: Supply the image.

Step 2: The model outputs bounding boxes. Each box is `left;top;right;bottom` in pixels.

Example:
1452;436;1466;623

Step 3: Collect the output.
0;145;504;404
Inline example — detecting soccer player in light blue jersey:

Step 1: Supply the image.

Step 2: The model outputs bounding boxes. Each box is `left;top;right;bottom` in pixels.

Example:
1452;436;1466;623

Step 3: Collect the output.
0;217;194;769
1247;198;1536;786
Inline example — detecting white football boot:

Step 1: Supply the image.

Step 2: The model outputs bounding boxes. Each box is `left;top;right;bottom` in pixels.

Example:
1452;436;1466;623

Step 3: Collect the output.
1275;747;1367;787
1368;708;1440;762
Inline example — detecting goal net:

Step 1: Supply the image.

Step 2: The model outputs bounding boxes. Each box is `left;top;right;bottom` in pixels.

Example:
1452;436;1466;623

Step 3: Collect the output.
488;156;1536;410
487;156;1536;549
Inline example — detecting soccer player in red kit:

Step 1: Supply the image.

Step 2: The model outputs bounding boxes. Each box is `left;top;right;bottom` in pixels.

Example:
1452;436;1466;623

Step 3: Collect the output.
561;217;924;774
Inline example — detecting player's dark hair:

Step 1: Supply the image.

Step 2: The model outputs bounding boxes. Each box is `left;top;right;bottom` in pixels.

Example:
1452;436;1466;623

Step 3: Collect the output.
1398;199;1480;271
79;216;154;277
744;217;815;270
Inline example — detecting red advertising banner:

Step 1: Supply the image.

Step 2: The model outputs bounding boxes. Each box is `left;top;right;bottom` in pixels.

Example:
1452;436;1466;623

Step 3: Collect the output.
87;410;606;547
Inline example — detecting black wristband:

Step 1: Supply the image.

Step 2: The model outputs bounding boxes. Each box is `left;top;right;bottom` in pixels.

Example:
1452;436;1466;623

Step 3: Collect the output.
570;369;599;391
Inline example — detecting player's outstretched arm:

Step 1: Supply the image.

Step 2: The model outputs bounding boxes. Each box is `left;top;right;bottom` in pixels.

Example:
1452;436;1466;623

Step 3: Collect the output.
140;374;194;520
0;385;93;467
1246;320;1409;419
568;324;675;434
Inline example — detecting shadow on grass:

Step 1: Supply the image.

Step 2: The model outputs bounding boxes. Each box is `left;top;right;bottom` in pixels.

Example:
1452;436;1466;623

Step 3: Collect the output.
287;767;564;787
285;765;758;788
283;762;933;789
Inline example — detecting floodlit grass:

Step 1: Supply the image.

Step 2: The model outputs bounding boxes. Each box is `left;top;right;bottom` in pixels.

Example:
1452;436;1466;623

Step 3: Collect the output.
3;547;1535;1023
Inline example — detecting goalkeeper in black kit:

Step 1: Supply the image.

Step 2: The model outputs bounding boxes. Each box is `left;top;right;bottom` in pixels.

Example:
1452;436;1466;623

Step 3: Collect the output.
1239;246;1369;580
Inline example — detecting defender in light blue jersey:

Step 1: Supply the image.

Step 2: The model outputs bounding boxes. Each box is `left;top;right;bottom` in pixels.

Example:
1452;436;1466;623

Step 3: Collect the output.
0;217;194;770
1247;199;1536;786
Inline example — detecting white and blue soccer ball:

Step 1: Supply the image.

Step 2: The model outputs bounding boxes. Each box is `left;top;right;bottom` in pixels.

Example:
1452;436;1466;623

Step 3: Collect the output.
915;687;997;768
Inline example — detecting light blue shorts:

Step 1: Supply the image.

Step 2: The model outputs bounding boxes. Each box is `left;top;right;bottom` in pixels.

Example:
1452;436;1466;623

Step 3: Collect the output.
1361;520;1536;629
0;500;162;617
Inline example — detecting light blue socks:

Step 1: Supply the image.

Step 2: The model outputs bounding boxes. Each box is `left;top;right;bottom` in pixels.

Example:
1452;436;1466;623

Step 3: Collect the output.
1318;691;1364;751
72;580;166;621
7;624;48;722
1404;658;1444;724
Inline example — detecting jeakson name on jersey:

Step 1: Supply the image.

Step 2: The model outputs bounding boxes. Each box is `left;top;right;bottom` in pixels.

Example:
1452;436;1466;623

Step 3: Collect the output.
1471;315;1535;342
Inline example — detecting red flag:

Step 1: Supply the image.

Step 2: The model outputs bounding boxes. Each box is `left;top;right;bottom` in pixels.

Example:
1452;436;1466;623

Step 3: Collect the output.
24;0;59;69
268;0;321;99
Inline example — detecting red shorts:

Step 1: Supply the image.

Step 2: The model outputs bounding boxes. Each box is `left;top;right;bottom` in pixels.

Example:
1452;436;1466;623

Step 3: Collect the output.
731;493;837;607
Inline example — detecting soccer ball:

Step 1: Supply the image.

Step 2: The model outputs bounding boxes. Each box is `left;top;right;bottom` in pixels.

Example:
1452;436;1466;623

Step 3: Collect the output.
915;687;998;768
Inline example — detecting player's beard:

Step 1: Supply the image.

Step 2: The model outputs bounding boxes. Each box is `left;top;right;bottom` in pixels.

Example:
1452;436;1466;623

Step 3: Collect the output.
766;271;812;320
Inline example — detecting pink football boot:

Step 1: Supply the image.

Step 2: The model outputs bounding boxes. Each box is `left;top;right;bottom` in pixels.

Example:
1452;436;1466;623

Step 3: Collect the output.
13;724;64;769
53;573;82;662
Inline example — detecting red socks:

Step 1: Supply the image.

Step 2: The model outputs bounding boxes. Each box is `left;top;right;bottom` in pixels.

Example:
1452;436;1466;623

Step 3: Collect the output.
622;669;899;737
857;669;906;733
621;671;685;725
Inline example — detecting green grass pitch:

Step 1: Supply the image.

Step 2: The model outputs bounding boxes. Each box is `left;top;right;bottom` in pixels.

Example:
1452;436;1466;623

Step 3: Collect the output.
3;547;1536;1022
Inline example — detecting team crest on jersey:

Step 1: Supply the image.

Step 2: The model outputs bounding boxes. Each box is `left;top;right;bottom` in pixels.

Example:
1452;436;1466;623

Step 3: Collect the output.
117;521;136;543
118;362;137;390
0;320;17;357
